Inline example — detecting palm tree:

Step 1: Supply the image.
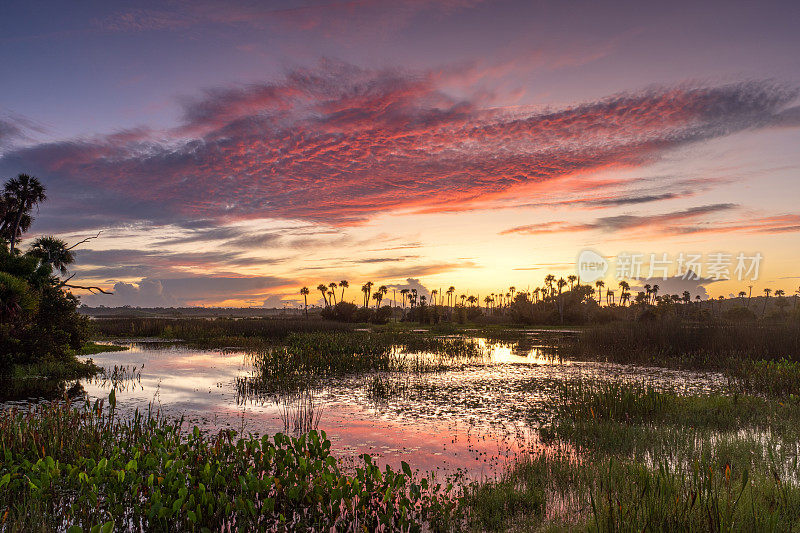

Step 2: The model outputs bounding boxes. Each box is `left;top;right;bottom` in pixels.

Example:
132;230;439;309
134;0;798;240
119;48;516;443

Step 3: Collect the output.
317;284;329;307
3;174;47;253
544;275;555;297
460;294;466;306
447;286;456;308
567;275;577;291
467;295;477;307
775;289;787;316
364;281;374;307
557;278;567;295
484;295;492;311
328;282;338;305
339;280;349;302
300;287;310;318
400;288;409;309
595;281;605;305
378;285;388;305
651;284;660;305
431;289;438;306
763;288;772;316
372;291;383;308
28;236;75;276
618;281;630;306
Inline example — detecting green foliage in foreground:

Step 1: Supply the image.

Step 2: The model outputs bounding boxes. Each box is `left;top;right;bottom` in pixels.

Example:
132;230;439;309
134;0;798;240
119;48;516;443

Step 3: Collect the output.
0;396;458;532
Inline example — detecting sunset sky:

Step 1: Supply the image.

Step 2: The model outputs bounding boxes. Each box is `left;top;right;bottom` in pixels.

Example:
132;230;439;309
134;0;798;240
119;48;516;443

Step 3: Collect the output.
2;0;799;307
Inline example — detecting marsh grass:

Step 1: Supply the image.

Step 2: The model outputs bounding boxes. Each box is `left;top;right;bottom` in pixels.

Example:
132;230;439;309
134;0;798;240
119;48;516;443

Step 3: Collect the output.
568;320;800;369
77;342;128;355
92;317;353;344
727;358;800;398
279;387;324;434
243;332;484;385
458;378;800;531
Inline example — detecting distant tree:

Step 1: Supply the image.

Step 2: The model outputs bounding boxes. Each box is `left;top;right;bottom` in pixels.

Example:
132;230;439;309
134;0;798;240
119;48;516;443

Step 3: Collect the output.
595;281;605;305
567;275;577;291
317;284;329;307
327;282;338;305
299;287;310;318
400;288;409;309
339;280;349;302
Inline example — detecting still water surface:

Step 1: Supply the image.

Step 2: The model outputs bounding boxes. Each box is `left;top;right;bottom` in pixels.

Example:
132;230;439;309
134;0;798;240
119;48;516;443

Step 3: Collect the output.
28;334;728;479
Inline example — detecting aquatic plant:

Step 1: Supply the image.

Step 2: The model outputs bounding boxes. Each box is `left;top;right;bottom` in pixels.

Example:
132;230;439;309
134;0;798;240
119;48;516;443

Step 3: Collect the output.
0;393;458;531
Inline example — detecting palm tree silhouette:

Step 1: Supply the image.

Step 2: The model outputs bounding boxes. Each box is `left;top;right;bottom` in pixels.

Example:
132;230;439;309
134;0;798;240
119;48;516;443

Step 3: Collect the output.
300;287;310;317
372;291;383;308
618;281;630;306
763;288;772;316
544;275;555;298
595;281;605;305
651;284;660;304
328;282;338;305
28;236;74;276
400;288;409;309
339;280;349;302
3;174;47;253
567;275;576;291
316;284;329;307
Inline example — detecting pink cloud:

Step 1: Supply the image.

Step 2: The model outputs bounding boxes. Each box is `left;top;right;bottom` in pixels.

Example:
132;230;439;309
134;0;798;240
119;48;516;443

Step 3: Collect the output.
3;63;799;232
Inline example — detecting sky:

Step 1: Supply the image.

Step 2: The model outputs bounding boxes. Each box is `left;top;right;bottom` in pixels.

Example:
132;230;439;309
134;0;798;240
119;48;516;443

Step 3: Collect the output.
1;0;800;307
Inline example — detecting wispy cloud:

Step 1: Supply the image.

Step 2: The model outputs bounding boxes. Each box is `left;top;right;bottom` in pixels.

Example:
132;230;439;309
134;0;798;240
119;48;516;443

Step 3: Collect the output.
500;204;800;236
3;62;798;234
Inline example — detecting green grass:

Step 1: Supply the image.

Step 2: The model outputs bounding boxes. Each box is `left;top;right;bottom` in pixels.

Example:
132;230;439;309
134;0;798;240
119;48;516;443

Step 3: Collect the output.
460;379;800;531
77;342;128;355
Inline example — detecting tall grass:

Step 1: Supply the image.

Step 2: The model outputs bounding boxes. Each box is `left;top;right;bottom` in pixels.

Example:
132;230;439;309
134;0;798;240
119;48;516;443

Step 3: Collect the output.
460;379;800;531
92;317;353;344
568;320;800;369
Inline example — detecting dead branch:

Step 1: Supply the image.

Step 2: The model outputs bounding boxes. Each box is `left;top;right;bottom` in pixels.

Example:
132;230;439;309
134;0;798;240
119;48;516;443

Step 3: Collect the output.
62;283;113;295
66;231;102;250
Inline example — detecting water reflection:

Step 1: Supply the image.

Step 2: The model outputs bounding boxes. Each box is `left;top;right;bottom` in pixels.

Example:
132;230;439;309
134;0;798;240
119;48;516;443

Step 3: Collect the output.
2;335;724;479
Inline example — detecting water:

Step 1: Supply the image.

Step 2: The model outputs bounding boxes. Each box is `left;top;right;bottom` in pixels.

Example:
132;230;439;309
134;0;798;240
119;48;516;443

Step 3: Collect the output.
5;334;725;480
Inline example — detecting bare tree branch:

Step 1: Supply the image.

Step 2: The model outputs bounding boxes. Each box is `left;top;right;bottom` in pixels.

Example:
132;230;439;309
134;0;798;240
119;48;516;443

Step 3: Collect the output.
62;283;113;295
66;231;102;250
